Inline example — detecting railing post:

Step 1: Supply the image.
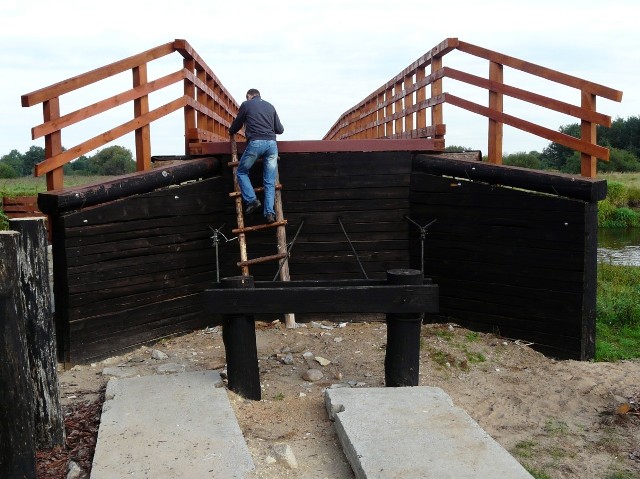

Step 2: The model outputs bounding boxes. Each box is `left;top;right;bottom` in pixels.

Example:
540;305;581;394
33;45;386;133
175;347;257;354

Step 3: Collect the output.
488;61;504;164
183;57;196;155
384;268;424;387
581;91;597;178
133;64;151;171
376;91;385;139
431;57;443;140
44;98;63;191
416;67;427;132
221;275;261;400
404;72;414;138
394;79;403;137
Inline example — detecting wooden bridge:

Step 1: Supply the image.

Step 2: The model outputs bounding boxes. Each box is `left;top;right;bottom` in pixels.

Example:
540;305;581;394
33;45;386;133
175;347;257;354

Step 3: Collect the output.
22;37;621;189
19;38;623;364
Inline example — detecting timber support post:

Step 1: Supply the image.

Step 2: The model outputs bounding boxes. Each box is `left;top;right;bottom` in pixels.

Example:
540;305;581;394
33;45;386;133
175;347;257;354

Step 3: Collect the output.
384;269;424;387
221;275;261;400
0;231;36;478
10;218;65;448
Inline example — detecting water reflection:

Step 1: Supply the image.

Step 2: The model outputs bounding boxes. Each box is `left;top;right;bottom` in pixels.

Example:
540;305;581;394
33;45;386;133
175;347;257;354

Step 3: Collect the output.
597;228;640;266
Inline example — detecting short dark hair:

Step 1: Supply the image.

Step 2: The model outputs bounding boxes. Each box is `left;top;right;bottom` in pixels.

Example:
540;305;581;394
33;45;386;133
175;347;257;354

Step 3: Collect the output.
246;88;260;99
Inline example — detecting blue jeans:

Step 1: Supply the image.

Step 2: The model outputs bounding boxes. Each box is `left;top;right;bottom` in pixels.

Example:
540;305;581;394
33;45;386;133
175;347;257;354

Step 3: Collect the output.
237;140;278;216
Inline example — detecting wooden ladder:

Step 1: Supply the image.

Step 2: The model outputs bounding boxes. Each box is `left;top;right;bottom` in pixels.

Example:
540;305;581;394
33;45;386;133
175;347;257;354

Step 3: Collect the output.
229;137;296;327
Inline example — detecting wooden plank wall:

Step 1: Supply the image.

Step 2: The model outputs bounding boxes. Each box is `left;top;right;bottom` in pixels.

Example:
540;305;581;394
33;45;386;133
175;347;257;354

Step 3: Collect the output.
409;154;599;360
52;177;237;363
228;151;414;281
45;150;601;363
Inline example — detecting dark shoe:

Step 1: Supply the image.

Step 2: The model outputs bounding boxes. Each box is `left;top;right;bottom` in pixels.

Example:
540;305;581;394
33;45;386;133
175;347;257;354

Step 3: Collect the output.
244;199;261;215
265;214;276;224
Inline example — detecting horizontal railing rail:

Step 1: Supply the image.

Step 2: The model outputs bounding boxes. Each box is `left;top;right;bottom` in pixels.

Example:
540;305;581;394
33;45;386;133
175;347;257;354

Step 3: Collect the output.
21;39;241;190
323;38;623;177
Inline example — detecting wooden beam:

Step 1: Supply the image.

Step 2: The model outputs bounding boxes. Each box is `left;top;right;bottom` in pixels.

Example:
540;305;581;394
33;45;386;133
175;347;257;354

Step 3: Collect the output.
488;61;504;164
205;283;439;314
31;70;185;140
192;138;444;156
35;96;189;176
444;67;612;127
456;40;623;102
133;64;151;171
37;156;220;214
22;42;175;107
413;154;607;202
444;93;610;161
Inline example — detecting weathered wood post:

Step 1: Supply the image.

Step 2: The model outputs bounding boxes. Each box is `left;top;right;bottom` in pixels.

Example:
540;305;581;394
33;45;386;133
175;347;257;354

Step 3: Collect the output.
384;269;424;387
0;231;36;478
10;218;65;448
221;275;261;400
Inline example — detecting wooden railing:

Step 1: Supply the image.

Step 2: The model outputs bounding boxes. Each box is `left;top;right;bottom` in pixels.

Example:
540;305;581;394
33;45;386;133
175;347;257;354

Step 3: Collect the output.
323;38;623;177
21;39;241;191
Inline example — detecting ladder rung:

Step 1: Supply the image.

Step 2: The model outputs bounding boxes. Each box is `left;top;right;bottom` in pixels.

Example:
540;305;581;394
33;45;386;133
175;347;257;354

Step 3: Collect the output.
232;220;287;234
228;184;282;198
238;252;287;267
227;158;264;167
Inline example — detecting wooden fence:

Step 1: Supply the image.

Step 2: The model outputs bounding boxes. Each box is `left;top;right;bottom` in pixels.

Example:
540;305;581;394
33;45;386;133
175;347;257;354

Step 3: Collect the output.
323;38;623;178
21;37;623;190
21;39;242;191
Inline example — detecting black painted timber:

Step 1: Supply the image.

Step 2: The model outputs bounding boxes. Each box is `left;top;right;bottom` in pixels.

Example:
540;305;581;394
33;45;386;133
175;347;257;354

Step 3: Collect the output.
38;157;221;214
413;154;607;202
205;282;438;314
410;156;599;359
46;150;602;363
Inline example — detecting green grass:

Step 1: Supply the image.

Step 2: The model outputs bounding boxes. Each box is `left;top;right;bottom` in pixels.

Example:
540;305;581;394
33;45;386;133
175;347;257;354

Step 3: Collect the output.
598;174;640;227
596;263;640;361
0;175;113;196
1;175;113;230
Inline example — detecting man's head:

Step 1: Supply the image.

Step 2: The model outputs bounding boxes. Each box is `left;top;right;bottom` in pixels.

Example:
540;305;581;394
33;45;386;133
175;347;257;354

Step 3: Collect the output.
246;88;260;100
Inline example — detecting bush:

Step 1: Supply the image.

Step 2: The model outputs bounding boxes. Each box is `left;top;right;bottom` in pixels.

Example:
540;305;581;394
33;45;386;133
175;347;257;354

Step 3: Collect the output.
0;163;18;178
503;152;543;170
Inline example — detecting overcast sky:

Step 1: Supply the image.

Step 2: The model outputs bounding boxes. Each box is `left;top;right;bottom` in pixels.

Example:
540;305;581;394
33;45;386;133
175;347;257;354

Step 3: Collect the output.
1;0;638;161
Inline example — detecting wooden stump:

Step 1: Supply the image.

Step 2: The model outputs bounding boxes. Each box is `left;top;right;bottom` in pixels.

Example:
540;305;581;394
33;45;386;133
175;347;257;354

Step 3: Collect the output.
10;218;65;448
221;276;261;400
0;231;36;478
384;269;424;387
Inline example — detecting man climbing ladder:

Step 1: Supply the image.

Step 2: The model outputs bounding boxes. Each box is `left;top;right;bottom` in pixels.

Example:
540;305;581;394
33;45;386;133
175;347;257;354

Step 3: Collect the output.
228;88;296;327
229;88;284;223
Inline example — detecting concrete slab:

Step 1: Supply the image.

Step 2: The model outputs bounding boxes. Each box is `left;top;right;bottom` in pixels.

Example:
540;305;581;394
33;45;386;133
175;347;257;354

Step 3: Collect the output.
90;371;254;478
325;386;533;479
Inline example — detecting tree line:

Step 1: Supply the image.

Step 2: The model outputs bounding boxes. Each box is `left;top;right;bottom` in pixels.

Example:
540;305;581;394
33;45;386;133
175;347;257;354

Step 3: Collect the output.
487;116;640;173
2;116;639;178
0;145;136;178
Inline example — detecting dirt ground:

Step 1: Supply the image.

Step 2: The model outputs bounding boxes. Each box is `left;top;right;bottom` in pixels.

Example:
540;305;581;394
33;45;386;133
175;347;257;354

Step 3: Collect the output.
39;316;640;479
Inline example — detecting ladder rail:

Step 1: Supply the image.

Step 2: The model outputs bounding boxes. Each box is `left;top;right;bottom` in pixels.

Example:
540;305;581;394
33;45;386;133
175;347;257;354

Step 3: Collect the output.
231;135;250;276
228;138;296;327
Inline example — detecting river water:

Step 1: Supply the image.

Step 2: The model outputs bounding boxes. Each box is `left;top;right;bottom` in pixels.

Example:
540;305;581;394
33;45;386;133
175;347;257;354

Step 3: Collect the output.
597;228;640;266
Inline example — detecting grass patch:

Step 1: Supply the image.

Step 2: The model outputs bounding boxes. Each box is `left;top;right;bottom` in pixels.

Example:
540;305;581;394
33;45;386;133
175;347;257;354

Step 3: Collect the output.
596;262;640;361
543;418;569;437
465;331;480;342
464;350;486;364
523;465;552;479
512;440;537;458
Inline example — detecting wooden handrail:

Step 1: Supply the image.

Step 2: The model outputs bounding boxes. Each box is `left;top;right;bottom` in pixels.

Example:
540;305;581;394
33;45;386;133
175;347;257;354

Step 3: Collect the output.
323;38;623;178
21;39;241;190
22;37;625;187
